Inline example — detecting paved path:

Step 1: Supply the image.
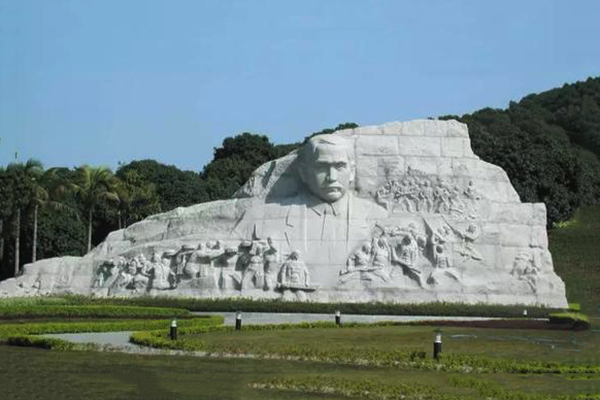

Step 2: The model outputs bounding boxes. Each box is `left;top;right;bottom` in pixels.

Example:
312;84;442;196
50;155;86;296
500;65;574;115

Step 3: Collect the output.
43;312;502;351
193;311;502;326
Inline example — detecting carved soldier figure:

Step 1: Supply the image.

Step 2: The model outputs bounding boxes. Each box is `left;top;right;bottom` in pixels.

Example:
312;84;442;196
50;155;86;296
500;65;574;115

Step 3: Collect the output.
215;246;241;290
279;251;310;288
368;237;392;282
457;223;482;261
242;244;265;289
173;244;196;279
263;238;279;291
511;252;540;293
92;260;115;288
131;256;151;290
149;252;174;290
344;241;372;273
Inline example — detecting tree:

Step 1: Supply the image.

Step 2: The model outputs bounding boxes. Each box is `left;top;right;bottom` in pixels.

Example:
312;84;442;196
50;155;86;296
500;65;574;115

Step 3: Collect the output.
116;160;208;212
28;166;73;262
201;133;281;200
1;160;40;275
71;165;120;253
113;170;161;229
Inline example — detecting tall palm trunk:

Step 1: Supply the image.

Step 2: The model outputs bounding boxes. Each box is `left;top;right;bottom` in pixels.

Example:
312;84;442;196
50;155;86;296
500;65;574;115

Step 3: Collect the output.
0;219;4;264
87;209;93;253
32;204;38;263
14;209;20;276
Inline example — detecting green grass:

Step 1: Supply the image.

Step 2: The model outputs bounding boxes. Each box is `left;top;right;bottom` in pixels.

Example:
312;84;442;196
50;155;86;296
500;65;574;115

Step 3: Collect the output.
550;206;600;317
0;305;191;319
181;324;600;365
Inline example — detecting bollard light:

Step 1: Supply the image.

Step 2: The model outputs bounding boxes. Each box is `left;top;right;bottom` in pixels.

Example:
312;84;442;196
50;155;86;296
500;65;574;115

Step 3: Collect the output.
235;311;242;331
335;310;341;326
433;329;442;361
170;319;178;341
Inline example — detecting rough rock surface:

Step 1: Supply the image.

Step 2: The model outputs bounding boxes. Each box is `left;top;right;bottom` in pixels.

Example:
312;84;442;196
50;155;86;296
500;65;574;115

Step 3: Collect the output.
0;120;568;307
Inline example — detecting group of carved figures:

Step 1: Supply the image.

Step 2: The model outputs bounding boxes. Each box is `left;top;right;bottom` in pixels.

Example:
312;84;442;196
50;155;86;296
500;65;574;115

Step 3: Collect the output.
340;217;544;294
375;174;481;219
340;220;483;287
92;238;313;295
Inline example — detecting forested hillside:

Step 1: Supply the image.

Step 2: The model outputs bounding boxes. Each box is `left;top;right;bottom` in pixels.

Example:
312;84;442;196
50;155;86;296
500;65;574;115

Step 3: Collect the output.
444;76;600;225
1;77;599;279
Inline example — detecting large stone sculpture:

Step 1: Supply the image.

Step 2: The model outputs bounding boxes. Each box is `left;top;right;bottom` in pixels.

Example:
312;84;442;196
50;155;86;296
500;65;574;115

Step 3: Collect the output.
0;120;568;307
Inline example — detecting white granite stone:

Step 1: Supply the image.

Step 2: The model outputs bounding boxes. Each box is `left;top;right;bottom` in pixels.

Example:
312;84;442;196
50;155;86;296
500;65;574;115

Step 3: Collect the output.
0;120;568;308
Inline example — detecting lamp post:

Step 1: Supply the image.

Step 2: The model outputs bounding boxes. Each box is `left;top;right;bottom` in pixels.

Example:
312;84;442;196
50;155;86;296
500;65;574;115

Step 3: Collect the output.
433;329;442;361
235;311;242;331
170;319;178;341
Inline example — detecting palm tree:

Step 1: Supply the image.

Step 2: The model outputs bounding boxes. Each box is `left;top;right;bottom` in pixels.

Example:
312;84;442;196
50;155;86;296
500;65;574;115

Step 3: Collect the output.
29;167;73;262
5;159;42;275
71;165;120;253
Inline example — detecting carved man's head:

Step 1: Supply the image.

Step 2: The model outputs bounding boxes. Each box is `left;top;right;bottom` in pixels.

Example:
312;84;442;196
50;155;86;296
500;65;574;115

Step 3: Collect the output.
298;135;355;203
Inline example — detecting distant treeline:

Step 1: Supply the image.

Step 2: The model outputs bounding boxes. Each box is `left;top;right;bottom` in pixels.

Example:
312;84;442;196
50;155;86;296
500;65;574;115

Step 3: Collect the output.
1;77;599;279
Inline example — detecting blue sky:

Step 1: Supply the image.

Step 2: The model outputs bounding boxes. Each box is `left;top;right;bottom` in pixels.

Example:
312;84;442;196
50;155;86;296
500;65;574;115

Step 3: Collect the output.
1;0;599;172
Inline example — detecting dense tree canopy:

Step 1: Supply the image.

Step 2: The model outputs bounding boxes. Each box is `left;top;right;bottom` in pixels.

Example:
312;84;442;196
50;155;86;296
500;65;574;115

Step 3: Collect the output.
116;160;208;212
442;76;600;225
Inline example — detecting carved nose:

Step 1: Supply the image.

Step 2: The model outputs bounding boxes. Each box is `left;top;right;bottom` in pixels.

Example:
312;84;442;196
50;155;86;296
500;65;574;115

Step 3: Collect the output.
327;167;337;182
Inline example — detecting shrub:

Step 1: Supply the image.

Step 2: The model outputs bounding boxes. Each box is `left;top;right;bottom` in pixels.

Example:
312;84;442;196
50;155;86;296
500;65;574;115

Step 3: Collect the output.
548;312;590;330
0;305;191;320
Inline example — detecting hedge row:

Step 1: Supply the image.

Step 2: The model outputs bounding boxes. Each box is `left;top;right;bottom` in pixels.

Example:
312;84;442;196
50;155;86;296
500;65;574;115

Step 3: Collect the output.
252;376;600;400
0;305;191;320
548;312;590;330
129;321;600;375
53;295;560;318
0;315;223;342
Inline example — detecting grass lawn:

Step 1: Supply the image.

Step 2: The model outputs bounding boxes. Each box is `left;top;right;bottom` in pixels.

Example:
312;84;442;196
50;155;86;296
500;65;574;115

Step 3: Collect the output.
550;206;600;318
192;324;600;365
3;345;599;400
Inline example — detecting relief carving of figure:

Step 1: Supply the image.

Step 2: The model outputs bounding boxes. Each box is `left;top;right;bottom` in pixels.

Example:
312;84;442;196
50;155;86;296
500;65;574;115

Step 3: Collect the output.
454;223;482;261
130;256;151;290
510;252;540;293
242;244;265;290
215;246;241;290
279;251;311;288
149;251;175;290
263;238;279;291
375;173;481;221
92;260;116;288
174;244;196;280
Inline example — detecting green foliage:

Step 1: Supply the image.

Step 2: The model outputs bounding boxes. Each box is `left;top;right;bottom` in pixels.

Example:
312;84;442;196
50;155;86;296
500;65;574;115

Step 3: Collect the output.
0;305;191;319
130;321;600;376
252;376;457;400
252;375;600;400
6;335;80;351
71;165;120;252
59;295;558;318
201;132;285;200
116;159;208;212
112;169;161;228
549;205;600;316
302;122;359;143
548;312;590;329
0;316;222;341
445;76;600;226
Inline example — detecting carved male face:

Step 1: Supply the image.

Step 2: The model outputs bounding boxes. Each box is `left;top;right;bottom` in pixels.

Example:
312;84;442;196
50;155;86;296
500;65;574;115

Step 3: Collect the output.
299;136;354;203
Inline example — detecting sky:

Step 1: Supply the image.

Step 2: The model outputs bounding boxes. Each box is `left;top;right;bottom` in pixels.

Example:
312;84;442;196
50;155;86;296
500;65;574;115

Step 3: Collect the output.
1;0;599;172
